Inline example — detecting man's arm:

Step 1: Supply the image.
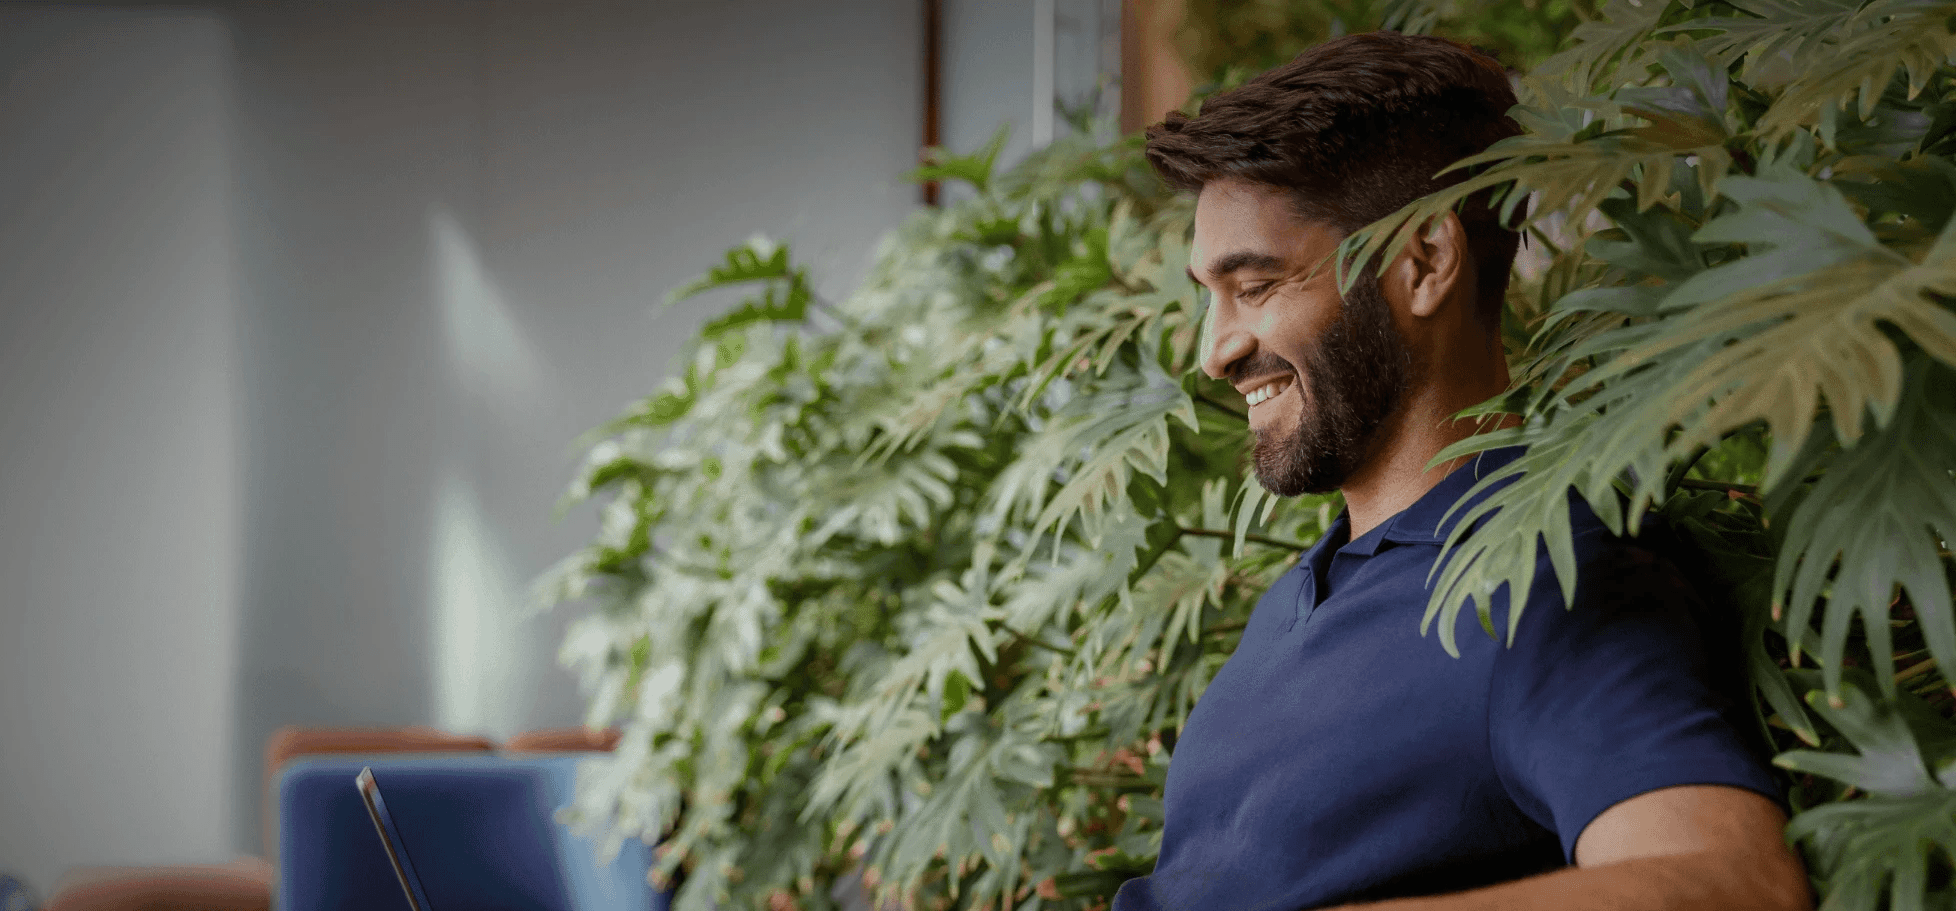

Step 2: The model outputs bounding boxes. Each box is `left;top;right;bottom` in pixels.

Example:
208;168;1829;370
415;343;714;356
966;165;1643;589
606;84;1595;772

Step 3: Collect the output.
1343;785;1811;911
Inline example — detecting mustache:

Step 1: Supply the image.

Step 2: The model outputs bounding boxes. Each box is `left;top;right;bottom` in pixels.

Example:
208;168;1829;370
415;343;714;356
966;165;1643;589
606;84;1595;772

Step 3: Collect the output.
1227;353;1297;388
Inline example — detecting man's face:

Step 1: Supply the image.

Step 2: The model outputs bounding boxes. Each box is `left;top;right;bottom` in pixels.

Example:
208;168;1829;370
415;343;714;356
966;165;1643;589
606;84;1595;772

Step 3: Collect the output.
1189;179;1412;496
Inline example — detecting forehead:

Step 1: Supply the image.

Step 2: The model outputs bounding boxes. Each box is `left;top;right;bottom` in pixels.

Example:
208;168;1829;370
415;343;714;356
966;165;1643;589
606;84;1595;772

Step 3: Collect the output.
1191;179;1341;274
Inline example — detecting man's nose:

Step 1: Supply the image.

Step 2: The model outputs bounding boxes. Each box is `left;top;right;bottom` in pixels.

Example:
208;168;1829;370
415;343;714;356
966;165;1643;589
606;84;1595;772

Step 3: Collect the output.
1201;315;1255;381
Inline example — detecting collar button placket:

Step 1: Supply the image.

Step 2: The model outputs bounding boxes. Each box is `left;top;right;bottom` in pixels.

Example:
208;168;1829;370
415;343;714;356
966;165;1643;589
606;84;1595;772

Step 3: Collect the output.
1290;570;1316;631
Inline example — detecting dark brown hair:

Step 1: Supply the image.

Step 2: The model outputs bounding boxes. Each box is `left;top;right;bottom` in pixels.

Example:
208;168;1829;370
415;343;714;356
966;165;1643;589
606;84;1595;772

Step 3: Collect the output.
1145;31;1521;324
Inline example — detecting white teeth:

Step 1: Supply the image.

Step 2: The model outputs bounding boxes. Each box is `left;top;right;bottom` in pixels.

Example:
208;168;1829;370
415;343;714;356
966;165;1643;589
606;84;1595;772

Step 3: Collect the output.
1245;379;1291;407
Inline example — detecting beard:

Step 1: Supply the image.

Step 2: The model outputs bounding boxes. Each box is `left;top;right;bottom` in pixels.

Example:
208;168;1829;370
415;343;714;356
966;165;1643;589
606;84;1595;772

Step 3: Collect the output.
1244;272;1412;496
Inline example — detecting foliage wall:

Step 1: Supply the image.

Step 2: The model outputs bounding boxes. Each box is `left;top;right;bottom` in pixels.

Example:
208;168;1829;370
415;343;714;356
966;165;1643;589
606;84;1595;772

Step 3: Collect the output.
541;3;1956;909
1175;0;1591;84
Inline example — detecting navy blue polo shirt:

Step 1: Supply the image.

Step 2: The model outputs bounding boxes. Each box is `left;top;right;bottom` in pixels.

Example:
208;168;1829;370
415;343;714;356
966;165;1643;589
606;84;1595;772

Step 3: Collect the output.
1113;447;1780;911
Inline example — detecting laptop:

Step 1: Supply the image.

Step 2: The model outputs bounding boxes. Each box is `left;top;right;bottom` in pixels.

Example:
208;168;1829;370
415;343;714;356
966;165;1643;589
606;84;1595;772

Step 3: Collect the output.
354;767;437;911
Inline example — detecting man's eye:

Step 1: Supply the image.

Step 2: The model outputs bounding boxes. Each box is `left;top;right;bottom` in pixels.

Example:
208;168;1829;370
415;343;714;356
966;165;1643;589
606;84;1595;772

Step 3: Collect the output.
1239;283;1272;301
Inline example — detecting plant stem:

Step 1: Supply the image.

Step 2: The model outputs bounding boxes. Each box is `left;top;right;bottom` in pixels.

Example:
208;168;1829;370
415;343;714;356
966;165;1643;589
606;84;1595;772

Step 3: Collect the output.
999;622;1076;657
1059;769;1150;787
1675;479;1759;498
1204;620;1248;637
1044;729;1113;743
1192;390;1246;420
1894;657;1940;686
1126;525;1189;589
1665;445;1710;493
1176;525;1310;551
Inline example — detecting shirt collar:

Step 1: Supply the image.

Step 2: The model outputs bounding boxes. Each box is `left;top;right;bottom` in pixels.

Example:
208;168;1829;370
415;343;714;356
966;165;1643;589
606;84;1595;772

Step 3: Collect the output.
1341;445;1527;556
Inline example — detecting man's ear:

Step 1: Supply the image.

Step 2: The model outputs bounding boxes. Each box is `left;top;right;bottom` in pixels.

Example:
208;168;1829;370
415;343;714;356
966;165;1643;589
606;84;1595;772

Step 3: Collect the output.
1392;211;1470;320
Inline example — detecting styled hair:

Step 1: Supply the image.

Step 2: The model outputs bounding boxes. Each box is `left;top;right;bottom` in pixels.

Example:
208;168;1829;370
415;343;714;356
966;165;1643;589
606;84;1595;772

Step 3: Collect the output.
1145;31;1522;324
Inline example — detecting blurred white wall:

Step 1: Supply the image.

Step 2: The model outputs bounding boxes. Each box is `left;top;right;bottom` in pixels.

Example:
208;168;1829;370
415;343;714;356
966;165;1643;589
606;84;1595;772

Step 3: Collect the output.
941;0;1119;188
0;4;243;892
944;0;1039;165
224;0;927;864
942;0;1126;207
1;0;923;893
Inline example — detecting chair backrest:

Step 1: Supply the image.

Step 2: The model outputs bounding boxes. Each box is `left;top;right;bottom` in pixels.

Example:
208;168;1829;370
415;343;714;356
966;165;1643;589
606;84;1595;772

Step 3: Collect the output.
274;755;664;911
260;726;496;861
1;873;38;911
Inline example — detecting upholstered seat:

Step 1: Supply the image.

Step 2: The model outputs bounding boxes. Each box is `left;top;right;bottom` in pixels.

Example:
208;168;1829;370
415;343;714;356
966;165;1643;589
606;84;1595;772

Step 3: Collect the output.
42;726;620;911
274;754;662;911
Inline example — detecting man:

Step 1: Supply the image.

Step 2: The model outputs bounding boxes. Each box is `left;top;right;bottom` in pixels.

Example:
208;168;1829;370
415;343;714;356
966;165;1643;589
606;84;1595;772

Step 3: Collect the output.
1114;32;1811;911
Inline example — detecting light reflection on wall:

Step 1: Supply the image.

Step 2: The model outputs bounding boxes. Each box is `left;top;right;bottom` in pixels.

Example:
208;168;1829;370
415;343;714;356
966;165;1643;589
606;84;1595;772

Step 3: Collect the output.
430;472;525;738
429;208;542;739
432;209;544;412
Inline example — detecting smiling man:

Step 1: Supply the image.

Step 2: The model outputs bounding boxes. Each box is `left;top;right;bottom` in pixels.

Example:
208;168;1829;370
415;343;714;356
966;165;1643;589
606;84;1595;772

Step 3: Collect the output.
1112;32;1811;911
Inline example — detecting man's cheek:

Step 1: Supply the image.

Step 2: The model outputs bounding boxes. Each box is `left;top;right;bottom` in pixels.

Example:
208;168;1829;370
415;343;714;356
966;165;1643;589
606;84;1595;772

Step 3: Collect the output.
1198;299;1218;367
1253;307;1284;338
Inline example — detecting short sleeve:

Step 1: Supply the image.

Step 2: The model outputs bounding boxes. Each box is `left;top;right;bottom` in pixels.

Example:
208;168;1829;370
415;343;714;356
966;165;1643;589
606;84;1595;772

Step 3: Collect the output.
1487;532;1784;861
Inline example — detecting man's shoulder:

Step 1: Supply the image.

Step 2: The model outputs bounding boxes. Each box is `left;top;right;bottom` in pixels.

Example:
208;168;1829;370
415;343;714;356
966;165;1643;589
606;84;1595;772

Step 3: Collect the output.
1564;501;1707;602
1490;509;1736;681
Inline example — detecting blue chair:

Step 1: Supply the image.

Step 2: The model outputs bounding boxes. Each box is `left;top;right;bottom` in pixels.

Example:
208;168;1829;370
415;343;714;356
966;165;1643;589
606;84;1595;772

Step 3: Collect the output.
276;755;666;911
1;873;39;911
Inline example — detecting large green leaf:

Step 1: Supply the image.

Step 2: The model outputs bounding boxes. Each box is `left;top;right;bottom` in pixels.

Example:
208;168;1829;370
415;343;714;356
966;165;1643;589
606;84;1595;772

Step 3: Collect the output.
1535;0;1668;91
986;356;1197;562
1674;0;1863;85
1582;167;1956;483
908;127;1011;193
698;280;810;339
1778;674;1952;794
1422;421;1602;653
1779;676;1956;911
1756;0;1956;136
666;234;802;305
1774;360;1956;699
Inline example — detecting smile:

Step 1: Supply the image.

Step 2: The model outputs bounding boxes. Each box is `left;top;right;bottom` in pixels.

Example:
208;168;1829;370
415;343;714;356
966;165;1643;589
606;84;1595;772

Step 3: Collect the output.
1245;377;1293;407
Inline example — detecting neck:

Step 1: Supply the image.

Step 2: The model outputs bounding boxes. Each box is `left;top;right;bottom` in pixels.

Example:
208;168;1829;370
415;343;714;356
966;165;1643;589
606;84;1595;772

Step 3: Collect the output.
1340;345;1514;539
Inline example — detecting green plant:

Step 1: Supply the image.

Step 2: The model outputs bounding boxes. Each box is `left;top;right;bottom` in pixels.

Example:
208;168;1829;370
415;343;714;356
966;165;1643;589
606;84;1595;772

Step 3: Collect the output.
541;122;1288;910
1176;0;1594;86
543;3;1956;910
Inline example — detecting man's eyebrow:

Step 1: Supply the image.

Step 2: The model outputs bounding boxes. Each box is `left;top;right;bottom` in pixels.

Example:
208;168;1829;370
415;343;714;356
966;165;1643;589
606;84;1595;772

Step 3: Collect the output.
1186;250;1287;287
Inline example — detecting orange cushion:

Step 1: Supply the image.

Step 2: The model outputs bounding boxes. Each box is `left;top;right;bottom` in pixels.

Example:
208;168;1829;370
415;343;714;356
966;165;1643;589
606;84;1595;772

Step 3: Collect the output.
502;726;621;753
47;857;272;911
